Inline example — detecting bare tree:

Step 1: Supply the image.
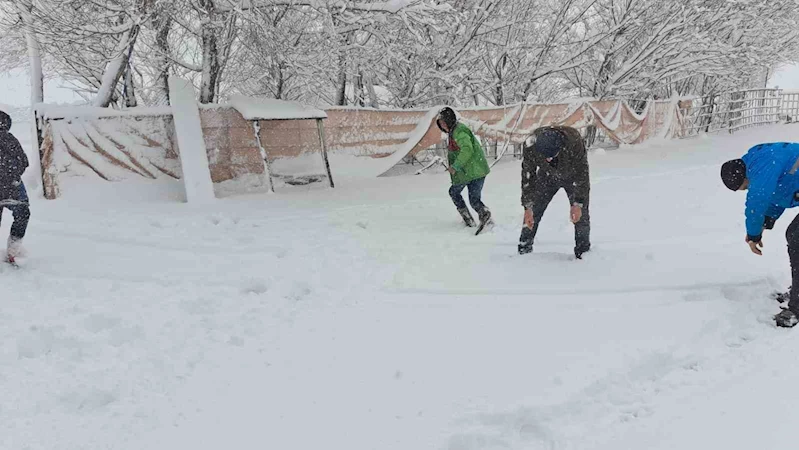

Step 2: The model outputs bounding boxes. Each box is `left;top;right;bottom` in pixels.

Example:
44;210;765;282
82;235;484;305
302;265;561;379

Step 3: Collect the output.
2;0;796;111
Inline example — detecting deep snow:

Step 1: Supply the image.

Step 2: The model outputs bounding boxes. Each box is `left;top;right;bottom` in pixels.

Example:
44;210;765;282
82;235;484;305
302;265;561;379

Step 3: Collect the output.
3;122;799;450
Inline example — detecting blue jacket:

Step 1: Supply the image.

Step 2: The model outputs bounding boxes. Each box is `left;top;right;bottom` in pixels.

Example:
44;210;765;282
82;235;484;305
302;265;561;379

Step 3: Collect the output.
741;142;799;240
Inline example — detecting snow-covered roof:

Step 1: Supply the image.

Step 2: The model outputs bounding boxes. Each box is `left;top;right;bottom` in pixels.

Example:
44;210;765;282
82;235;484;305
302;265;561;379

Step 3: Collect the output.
227;95;327;121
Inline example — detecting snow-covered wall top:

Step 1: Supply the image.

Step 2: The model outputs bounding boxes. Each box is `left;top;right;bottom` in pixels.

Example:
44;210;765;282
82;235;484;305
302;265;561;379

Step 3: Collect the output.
35;96;329;122
227;95;327;121
36;104;172;120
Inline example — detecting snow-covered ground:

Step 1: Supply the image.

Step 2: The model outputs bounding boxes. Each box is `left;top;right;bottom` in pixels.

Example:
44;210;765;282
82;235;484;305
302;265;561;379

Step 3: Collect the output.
3;122;799;450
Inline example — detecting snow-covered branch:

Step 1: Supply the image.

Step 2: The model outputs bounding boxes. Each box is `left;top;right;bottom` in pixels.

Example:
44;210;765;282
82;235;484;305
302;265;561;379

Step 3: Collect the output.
216;0;450;14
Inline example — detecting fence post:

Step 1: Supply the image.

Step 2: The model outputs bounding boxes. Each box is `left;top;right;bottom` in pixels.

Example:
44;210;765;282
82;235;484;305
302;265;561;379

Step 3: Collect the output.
252;120;275;193
317;118;335;188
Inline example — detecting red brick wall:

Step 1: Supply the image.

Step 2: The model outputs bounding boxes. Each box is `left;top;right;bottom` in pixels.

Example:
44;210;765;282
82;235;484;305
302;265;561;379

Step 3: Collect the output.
198;107;325;182
199;107;264;183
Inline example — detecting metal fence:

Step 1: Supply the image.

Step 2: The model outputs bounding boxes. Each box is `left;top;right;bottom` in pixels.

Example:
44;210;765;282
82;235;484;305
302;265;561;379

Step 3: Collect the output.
682;88;785;136
781;90;799;123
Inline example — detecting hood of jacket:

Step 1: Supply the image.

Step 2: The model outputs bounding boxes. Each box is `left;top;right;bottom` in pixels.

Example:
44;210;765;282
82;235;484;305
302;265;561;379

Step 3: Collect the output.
0;111;11;133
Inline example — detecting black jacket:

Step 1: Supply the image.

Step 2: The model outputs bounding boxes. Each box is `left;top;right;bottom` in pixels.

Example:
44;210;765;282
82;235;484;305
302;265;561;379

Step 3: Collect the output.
521;125;589;209
0;111;29;199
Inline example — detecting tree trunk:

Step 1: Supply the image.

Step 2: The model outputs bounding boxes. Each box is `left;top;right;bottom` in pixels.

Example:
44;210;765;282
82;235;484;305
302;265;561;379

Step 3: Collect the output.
93;24;141;108
354;69;366;107
495;82;504;106
276;64;285;99
16;1;43;106
16;0;44;196
213;13;238;101
199;0;220;104
365;73;380;108
200;26;220;103
155;15;172;104
335;52;347;106
124;59;138;107
333;28;354;107
494;53;507;105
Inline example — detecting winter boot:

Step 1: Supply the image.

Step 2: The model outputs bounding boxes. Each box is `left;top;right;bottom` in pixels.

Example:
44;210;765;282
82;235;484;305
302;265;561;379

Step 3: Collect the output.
7;236;24;262
575;244;591;260
775;308;799;328
518;226;534;255
458;208;476;227
475;207;493;236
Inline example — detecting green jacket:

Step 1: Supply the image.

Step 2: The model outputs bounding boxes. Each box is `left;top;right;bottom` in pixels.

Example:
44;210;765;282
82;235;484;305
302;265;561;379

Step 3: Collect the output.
447;122;491;185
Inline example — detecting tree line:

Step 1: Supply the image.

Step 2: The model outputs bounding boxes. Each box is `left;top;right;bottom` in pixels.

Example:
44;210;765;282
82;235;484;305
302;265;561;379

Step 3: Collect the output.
1;0;797;110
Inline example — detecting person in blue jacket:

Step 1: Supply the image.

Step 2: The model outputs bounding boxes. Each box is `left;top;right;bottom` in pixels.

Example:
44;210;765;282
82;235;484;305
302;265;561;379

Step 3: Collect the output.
721;142;799;327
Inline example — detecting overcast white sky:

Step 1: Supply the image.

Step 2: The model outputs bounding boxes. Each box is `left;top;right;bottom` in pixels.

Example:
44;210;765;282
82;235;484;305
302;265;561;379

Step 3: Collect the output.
770;63;799;91
1;64;799;108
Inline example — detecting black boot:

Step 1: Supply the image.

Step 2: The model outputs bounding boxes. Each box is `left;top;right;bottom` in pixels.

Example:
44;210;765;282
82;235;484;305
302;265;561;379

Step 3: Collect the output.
775;308;799;328
458;208;476;227
475;207;493;235
518;227;534;255
574;243;591;259
478;207;492;226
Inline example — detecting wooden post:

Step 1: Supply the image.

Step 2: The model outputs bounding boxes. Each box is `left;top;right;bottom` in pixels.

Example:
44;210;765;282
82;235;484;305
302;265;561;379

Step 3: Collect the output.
39;121;60;199
35;110;49;198
252;120;275;193
316;118;334;188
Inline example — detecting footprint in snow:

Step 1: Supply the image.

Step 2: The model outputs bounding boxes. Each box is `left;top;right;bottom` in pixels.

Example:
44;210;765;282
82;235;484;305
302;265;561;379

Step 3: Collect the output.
209;214;232;226
242;279;270;295
287;282;312;301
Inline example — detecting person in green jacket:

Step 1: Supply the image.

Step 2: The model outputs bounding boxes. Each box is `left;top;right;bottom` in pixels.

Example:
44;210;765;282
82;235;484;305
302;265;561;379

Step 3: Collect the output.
436;107;492;230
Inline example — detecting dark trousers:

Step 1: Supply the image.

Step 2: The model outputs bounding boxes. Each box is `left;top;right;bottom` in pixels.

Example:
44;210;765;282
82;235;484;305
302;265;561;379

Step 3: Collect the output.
786;214;799;312
449;177;487;213
0;182;30;239
519;178;590;254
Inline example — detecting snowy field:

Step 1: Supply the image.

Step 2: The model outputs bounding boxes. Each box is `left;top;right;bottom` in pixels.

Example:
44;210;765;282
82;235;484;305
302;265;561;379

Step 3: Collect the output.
3;122;799;450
